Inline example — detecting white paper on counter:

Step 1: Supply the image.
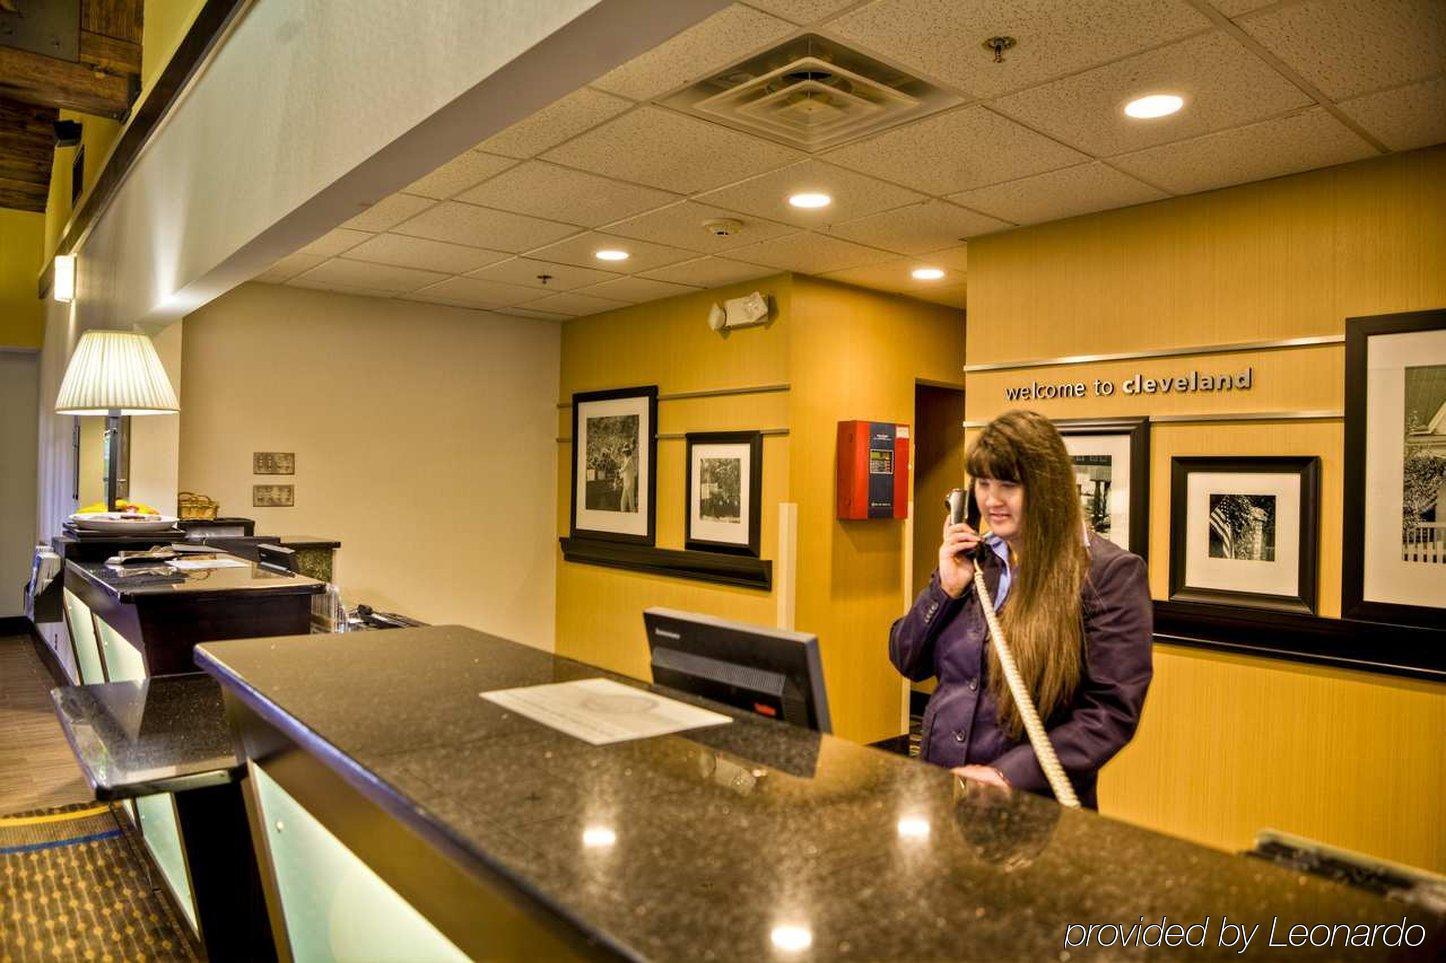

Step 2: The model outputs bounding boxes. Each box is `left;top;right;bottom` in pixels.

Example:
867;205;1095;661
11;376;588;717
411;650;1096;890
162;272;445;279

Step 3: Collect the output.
481;678;731;745
166;557;250;570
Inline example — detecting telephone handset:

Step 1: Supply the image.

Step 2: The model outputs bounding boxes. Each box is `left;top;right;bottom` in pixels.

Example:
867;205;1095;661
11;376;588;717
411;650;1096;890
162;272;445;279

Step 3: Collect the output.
941;482;1081;808
945;485;982;560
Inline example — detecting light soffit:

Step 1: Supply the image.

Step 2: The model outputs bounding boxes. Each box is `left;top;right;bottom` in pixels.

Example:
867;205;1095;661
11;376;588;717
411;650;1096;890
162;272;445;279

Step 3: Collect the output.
265;0;1445;320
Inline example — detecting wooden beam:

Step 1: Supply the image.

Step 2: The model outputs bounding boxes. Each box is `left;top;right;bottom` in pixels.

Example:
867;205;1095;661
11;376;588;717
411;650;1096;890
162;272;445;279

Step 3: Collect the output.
82;0;143;45
80;30;142;77
0;179;49;213
0;45;132;118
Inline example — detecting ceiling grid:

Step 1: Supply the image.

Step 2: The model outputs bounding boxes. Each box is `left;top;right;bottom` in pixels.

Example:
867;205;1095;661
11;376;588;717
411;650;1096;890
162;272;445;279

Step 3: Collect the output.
255;0;1443;318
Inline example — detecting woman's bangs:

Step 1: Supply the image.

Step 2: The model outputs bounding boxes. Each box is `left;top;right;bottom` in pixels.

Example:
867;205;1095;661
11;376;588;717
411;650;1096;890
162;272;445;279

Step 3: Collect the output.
966;431;1021;484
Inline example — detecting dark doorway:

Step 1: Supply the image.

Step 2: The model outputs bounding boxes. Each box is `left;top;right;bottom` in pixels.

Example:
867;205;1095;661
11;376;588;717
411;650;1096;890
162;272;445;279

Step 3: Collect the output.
912;382;965;598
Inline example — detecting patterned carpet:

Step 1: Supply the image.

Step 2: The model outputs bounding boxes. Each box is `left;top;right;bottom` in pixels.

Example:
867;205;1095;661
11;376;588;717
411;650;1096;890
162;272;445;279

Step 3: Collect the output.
0;801;201;962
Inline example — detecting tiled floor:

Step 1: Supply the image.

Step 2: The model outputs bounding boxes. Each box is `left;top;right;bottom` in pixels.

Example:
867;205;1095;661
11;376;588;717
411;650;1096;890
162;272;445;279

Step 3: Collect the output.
0;634;91;816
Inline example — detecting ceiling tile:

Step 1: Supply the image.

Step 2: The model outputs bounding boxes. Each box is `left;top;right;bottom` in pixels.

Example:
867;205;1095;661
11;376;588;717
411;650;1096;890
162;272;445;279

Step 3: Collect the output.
344;234;510;274
1237;0;1446;100
830;0;1211;99
524;231;698;273
695;159;927;228
299;228;371;257
948;162;1167;224
1205;0;1276;16
467;257;620;292
479;87;634;159
583;276;701;303
990;31;1313;158
1111;106;1377;195
292;258;449;294
521;291;631;317
639;257;779;287
591;5;798;101
829;199;1010;253
392;202;580;252
1338;76;1446;152
404;152;517;199
286;281;398;300
602;200;795;254
821;255;965;294
918;244;969;272
254;252;325;283
454;161;679;227
498;306;574;322
728;231;894;274
341;193;435;232
822;105;1087;195
743;0;863;24
407;276;543;309
543;105;802;194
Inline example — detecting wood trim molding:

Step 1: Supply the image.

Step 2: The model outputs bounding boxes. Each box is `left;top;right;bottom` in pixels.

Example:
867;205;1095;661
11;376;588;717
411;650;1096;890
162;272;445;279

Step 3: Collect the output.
962;335;1344;373
559;537;772;591
1153;600;1444;683
39;0;247;297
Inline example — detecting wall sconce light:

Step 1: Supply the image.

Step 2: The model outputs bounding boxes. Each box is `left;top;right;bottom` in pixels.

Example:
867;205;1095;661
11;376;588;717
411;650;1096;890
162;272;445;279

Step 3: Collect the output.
53;255;76;302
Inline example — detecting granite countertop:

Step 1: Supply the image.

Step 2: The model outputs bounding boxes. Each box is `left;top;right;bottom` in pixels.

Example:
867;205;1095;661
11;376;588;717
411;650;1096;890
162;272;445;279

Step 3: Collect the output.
196;626;1444;962
67;556;325;602
51;673;241;800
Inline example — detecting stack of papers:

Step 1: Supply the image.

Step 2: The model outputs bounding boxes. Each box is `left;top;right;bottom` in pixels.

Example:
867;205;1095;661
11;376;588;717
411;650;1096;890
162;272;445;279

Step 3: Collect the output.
481;678;731;745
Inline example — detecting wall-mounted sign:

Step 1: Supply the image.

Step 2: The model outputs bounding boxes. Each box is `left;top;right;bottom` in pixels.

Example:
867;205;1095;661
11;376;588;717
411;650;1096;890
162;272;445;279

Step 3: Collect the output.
253;484;294;507
1003;366;1254;402
253;451;295;474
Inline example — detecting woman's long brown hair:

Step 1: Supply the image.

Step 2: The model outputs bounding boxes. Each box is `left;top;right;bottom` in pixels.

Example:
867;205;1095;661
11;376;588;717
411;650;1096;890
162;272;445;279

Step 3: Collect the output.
966;409;1089;740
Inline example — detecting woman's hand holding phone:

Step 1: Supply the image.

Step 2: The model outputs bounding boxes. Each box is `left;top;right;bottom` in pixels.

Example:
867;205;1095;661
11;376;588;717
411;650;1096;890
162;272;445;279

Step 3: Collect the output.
939;518;981;598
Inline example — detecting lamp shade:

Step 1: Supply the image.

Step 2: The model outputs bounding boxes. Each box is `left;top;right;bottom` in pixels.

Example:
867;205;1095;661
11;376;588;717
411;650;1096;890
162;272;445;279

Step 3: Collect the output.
55;330;179;415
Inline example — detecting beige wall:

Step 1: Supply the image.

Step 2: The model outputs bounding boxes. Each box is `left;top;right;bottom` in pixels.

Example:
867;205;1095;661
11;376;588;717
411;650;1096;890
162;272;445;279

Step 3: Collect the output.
179;283;560;648
965;147;1446;872
0;352;39;617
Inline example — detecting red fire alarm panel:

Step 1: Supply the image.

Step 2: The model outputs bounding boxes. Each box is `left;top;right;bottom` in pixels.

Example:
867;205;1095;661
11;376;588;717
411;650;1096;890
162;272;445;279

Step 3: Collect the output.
837;421;909;519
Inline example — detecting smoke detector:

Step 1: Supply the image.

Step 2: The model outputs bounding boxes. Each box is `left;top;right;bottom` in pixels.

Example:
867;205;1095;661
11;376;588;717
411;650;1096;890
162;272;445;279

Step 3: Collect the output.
666;35;959;152
704;218;743;238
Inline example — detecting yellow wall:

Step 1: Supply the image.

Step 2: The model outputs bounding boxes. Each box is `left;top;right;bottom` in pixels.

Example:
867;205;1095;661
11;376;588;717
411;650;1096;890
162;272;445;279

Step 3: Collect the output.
141;0;208;103
44;111;122;262
0;209;45;348
788;277;964;742
555;276;793;682
554;276;965;742
965;146;1446;871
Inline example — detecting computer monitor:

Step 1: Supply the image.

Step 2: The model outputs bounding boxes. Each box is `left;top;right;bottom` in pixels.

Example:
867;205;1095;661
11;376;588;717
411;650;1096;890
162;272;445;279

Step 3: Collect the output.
643;607;831;734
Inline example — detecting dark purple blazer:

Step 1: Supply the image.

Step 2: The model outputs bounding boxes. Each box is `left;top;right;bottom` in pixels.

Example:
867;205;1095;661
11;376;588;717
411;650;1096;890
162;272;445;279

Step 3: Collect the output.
889;533;1153;809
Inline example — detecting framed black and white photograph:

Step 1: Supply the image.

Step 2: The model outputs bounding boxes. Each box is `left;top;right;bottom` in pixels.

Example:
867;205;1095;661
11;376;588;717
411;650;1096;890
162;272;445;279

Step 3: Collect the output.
1169;456;1320;614
685;431;762;556
570;386;658;545
1056;417;1150;559
1343;309;1446;630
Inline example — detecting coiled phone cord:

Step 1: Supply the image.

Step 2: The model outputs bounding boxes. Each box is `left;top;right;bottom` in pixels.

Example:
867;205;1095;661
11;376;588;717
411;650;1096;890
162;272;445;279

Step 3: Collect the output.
971;565;1082;809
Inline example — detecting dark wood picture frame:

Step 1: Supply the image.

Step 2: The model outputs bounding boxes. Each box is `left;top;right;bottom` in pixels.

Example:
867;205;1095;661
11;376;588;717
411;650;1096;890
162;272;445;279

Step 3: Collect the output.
1342;308;1446;630
1168;455;1320;615
569;386;658;546
1055;417;1150;560
684;431;763;557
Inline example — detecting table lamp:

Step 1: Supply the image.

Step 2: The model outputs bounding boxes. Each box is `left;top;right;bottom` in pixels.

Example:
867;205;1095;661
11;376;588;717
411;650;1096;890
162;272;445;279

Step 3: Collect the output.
54;330;179;512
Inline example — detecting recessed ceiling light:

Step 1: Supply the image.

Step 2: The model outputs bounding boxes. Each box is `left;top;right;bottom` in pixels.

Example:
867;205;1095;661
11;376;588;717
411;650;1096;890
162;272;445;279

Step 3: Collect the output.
1124;94;1184;119
594;249;630;262
911;267;945;281
787;192;832;209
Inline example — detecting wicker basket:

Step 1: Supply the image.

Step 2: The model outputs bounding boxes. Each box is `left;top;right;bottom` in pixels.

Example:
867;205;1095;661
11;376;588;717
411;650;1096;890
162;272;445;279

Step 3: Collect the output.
177;491;220;521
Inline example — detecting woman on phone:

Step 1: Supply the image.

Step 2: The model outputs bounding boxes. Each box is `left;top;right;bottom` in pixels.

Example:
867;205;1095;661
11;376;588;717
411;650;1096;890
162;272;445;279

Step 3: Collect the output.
889;410;1153;809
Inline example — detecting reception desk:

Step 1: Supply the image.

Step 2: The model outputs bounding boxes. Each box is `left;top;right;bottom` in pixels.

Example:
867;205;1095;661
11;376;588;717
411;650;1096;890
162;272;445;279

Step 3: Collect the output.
59;555;322;956
197;626;1443;961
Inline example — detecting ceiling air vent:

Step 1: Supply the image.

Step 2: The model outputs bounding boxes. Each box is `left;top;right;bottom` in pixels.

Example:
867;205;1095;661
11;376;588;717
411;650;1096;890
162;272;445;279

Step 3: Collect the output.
666;35;959;152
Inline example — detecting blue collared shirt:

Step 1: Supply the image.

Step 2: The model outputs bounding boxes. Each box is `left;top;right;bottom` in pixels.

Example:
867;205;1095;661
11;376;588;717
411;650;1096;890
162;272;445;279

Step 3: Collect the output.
984;533;1012;608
